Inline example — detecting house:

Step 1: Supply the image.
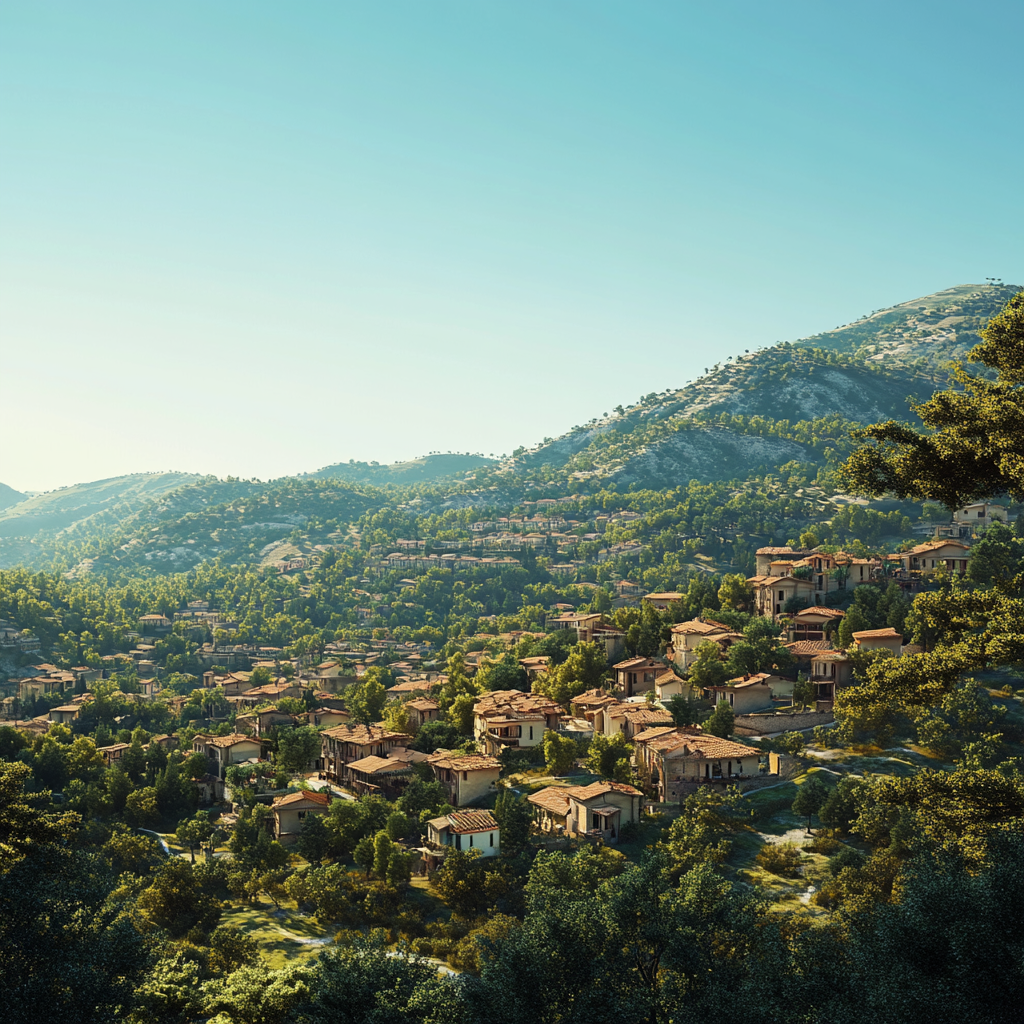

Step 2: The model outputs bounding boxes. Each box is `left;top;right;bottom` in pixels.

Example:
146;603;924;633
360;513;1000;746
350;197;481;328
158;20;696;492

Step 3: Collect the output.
320;723;412;778
634;728;764;801
306;707;350;728
643;592;682;610
192;734;264;779
852;627;903;655
473;691;562;754
886;540;970;576
137;678;161;700
755;546;811;576
667;618;739;672
343;753;419;797
789;606;845;642
271;789;331;845
654;669;686;700
244;680;303;702
954;502;1007;528
405;697;440;730
748;574;817;620
612;657;663;698
528;780;643;842
428;752;502;806
424;809;500;868
702;672;777;714
48;704;80;725
519;655;551;680
149;733;177;750
97;742;130;765
235;706;298;737
810;650;853;701
615;704;675;739
138;613;172;634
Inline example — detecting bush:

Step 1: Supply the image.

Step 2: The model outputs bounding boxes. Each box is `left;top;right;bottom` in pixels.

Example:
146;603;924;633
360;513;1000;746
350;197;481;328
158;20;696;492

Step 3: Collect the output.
813;725;836;748
806;829;843;855
777;731;805;756
756;842;804;877
827;845;866;876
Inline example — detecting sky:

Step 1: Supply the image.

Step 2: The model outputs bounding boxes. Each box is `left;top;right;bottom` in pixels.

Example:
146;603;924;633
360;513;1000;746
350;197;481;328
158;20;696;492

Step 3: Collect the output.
2;2;1023;493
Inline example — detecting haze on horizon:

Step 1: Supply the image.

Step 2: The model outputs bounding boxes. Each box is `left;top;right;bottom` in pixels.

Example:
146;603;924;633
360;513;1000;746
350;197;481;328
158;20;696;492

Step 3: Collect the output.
2;1;1023;494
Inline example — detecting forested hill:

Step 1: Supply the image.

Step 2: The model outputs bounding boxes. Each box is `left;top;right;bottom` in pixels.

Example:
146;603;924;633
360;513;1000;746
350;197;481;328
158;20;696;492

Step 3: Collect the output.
311;453;496;486
2;282;1018;572
0;482;27;511
504;282;1019;490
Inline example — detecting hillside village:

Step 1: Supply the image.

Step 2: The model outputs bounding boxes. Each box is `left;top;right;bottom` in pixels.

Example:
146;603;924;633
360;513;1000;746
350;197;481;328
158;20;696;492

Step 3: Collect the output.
5;287;1024;1022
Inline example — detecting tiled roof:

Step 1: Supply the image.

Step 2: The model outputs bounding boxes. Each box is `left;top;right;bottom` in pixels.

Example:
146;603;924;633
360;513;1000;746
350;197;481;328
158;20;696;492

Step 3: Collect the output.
669;619;729;635
565;780;642;800
202;733;259;748
527;786;573;815
794;606;846;618
448;810;498;833
852;628;902;640
346;755;413;775
620;706;674;725
784;640;835;655
427;753;502;771
631;725;679;743
647;729;758;759
322;723;411;744
406;698;439;712
273;789;330;808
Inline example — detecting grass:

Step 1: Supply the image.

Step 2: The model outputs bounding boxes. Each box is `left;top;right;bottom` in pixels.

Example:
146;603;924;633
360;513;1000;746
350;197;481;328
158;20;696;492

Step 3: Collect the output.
220;898;330;969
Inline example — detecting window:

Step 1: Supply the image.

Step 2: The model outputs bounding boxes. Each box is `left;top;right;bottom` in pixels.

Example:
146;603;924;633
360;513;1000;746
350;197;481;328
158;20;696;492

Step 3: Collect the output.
529;726;534;740
469;834;474;847
463;771;468;781
489;832;494;847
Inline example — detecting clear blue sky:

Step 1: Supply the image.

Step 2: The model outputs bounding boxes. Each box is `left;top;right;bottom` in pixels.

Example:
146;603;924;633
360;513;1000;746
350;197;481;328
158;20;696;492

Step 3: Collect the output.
2;2;1022;492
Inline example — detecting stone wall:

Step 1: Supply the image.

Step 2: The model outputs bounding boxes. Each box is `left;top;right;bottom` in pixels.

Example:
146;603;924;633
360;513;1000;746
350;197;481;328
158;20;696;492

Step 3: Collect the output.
733;710;835;737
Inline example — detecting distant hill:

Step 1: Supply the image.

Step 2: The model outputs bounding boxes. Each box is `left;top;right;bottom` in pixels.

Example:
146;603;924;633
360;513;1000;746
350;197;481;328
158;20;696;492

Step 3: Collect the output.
0;472;201;541
0;482;27;512
2;283;1017;572
509;283;1019;489
311;453;496;485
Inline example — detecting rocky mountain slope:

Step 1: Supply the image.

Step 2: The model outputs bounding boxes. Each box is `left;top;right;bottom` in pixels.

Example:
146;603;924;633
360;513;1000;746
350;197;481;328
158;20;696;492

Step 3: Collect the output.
0;482;27;512
311;453;496;486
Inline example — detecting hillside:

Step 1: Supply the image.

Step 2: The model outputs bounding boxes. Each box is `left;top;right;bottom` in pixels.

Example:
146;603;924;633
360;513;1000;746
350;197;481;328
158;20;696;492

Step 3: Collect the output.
311;453;496;485
4;282;1017;573
0;482;27;511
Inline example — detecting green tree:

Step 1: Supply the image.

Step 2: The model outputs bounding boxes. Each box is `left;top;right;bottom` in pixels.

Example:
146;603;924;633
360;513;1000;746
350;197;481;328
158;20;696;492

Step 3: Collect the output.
792;775;829;833
175;810;214;863
136;857;222;938
792;673;815;710
494;787;533;853
837;604;869;649
296;811;332;865
586;732;633;781
703;699;735;738
533;641;607;706
726;618;793;675
841;290;1024;507
967;522;1024;592
354;835;375;878
276;725;322;773
688;640;729;689
543;729;577;775
666;692;699;727
345;672;388;725
718;573;753;612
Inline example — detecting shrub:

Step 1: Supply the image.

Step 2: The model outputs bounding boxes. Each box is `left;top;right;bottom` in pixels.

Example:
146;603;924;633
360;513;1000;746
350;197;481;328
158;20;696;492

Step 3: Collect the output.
756;841;804;877
777;731;805;756
827;845;866;876
806;829;843;855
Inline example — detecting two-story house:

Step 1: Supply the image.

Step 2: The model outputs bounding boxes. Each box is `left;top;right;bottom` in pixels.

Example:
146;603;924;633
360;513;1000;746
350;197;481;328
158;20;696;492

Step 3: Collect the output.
428;752;502;806
528;780;643;842
192;733;263;779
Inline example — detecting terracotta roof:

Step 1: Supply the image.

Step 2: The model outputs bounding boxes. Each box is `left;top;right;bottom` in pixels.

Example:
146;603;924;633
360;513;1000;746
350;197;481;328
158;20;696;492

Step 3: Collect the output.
527;786;572;815
852;628;902;640
447;809;498;833
571;687;618;708
906;540;970;554
427;753;502;771
406;697;439;712
785;640;835;655
669;619;729;636
793;606;846;618
200;733;259;748
273;789;330;808
756;546;799;555
620;706;674;725
714;672;773;689
647;729;758;759
644;592;683;601
631;725;679;743
565;780;642;800
322;723;412;744
346;755;413;775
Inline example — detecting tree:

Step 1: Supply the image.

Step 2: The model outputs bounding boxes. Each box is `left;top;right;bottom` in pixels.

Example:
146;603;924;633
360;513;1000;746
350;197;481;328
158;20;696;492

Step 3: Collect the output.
841;290;1024;507
382;700;410;734
586;733;633;781
432;847;487;916
354;835;375;878
296;811;332;865
791;775;829;833
175;810;214;863
688;640;729;689
543;730;577;775
703;700;735;738
385;810;411;841
837;604;869;649
666;693;699;727
968;522;1024;592
136;858;222;938
410;719;463;753
792;673;815;710
533;641;607;706
726;618;793;676
718;573;753;612
124;786;159;827
345;672;388;725
478;650;529;692
276;725;322;773
0;761;79;868
494;787;533;853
